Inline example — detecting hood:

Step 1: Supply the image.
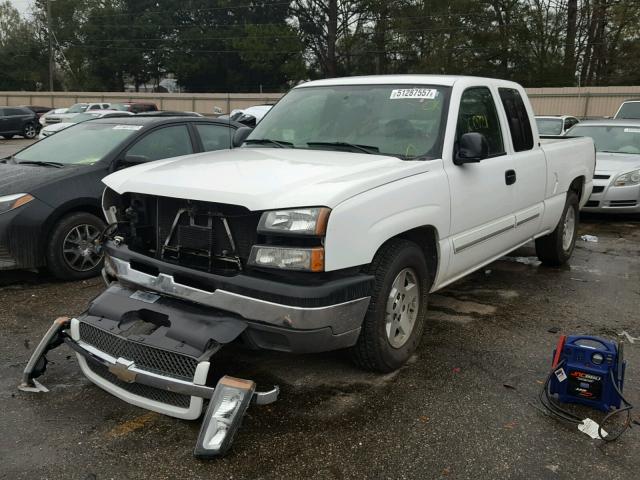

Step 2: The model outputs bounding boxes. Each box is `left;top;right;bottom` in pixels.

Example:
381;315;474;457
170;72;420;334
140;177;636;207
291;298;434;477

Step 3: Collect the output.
102;148;431;210
43;122;73;133
0;163;78;196
595;152;640;174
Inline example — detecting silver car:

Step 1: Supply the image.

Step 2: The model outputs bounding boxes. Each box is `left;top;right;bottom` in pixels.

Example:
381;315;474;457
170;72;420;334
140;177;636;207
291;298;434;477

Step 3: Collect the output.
567;120;640;213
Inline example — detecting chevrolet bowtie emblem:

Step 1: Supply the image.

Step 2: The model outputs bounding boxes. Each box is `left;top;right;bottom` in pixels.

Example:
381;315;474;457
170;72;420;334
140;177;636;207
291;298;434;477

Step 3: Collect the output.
108;358;137;383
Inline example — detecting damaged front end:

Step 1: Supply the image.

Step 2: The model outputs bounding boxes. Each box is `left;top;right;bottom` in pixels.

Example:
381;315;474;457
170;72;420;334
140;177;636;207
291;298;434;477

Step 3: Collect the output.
19;284;279;458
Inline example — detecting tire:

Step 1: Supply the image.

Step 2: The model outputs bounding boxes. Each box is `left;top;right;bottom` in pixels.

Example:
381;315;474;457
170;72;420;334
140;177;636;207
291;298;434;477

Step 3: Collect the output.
350;239;430;372
46;212;106;280
23;122;37;139
535;192;579;266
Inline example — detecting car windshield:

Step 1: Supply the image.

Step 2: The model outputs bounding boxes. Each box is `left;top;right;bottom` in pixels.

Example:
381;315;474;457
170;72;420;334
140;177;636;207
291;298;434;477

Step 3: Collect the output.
67;104;89;114
248;84;450;159
14;122;141;165
567;125;640;154
615;102;640;119
536;118;564;135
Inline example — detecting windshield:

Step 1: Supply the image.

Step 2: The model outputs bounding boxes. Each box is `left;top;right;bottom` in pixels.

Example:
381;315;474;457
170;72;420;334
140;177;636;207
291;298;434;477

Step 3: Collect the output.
567;125;640;154
615;102;640;119
248;84;450;159
67;104;88;114
14;122;141;165
536;118;563;135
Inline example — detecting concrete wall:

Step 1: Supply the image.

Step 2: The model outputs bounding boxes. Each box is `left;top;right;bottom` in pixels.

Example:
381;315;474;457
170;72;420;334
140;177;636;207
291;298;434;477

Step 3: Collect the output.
2;86;640;118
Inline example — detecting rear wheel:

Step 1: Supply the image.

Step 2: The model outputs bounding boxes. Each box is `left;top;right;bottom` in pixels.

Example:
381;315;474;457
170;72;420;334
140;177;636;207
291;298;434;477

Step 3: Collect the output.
350;239;430;372
535;192;579;266
46;212;105;280
22;123;37;139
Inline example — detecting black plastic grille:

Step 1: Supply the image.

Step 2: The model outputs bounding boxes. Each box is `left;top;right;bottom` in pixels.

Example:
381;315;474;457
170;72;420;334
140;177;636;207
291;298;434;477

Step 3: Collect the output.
585;200;599;207
79;322;198;380
592;186;605;193
87;362;191;408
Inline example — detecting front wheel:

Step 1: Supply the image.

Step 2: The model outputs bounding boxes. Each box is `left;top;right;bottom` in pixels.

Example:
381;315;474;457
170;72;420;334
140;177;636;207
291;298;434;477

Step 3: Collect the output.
22;122;37;139
350;239;430;372
535;192;579;266
46;212;106;280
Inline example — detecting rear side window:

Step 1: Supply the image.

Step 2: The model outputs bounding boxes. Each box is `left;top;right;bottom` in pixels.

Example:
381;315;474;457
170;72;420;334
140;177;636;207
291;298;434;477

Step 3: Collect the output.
616;102;640;119
195;124;232;151
126;125;194;161
498;88;534;151
5;107;26;116
456;87;504;156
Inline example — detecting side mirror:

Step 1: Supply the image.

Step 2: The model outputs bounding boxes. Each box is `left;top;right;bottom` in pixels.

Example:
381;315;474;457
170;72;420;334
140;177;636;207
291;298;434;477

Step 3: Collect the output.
454;132;489;165
232;126;253;148
120;154;149;166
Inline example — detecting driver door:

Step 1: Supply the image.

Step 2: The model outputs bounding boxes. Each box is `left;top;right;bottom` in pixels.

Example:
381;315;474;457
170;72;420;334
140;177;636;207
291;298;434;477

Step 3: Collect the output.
444;86;517;280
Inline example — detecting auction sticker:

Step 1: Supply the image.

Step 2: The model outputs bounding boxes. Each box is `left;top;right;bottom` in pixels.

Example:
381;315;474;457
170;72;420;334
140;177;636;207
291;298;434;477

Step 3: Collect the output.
113;125;143;130
623;128;640;133
130;290;161;303
390;88;438;100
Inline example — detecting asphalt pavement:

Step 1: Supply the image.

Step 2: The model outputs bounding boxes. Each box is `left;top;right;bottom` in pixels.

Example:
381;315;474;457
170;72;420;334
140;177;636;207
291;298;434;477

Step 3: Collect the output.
0;138;638;479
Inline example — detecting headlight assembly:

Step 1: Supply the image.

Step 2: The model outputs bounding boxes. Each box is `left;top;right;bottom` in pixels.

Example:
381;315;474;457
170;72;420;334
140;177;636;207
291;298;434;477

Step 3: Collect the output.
257;207;330;236
248;245;324;272
613;169;640;186
0;193;34;215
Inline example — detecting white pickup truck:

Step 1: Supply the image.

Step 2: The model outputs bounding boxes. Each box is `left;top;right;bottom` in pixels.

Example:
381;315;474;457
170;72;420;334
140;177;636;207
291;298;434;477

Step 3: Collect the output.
23;76;594;453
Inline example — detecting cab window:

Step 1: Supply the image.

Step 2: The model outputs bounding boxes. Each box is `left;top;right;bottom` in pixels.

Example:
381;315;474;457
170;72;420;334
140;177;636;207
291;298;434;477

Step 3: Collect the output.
125;125;194;161
456;87;505;156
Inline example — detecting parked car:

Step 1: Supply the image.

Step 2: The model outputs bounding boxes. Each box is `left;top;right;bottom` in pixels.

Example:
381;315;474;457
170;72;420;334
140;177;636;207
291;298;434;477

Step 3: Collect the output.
38;110;133;139
613;100;640;120
39;107;68;126
568;119;640;213
221;104;273;127
110;102;158;113
535;115;580;136
0;106;39;139
43;102;111;125
21;105;52;118
0;116;243;279
137;110;203;117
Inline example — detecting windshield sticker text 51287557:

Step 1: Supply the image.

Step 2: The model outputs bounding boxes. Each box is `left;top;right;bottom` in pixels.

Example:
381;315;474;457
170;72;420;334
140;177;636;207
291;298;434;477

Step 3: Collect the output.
390;88;438;100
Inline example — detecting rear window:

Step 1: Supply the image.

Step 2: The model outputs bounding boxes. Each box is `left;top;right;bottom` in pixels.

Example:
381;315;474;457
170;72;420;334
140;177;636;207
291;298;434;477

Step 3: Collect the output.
615;102;640;119
499;88;534;151
535;118;564;136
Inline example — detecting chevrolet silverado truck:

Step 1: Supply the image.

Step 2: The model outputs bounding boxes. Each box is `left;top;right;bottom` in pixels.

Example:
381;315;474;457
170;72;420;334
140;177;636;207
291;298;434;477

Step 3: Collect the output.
22;76;594;456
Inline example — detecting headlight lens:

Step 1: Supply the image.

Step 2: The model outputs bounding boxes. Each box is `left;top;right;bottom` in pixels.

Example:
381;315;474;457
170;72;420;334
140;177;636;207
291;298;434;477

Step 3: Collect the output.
257;207;330;235
0;193;34;214
248;245;324;272
613;169;640;186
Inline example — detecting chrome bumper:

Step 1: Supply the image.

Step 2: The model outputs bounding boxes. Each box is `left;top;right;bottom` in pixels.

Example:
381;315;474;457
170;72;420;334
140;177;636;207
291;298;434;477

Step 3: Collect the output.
108;256;370;334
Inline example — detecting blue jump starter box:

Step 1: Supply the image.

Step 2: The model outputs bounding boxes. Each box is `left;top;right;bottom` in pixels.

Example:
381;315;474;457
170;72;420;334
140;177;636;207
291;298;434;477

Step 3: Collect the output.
549;335;626;412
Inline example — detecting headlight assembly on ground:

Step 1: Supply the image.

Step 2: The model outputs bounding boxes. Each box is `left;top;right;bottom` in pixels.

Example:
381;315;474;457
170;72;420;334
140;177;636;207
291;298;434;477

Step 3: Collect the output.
613;169;640;186
0;193;34;215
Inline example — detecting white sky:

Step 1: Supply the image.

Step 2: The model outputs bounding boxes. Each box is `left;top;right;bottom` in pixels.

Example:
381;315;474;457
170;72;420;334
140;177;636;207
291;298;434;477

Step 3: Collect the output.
8;0;33;17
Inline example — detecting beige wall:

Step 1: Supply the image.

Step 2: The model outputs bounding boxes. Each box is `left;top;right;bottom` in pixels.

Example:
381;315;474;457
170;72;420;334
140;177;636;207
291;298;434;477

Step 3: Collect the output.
2;86;640;118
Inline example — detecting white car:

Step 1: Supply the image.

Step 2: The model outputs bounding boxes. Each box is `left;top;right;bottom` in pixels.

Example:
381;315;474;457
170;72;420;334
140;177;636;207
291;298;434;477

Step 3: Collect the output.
38;110;132;139
43;102;112;125
223;104;273;126
570;119;640;213
39;107;68;126
535;115;580;136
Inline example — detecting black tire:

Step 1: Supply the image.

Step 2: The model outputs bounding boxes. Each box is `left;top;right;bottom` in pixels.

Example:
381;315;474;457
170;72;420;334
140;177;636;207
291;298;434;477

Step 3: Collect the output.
46;212;106;280
2;134;13;139
22;122;37;139
350;239;430;372
535;192;579;266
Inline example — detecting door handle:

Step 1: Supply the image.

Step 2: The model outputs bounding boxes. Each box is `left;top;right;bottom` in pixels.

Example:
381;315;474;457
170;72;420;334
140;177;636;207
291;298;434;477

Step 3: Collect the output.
505;169;516;185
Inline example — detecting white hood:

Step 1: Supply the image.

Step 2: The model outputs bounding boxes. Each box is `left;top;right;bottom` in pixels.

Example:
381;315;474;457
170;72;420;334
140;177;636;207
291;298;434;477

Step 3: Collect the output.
596;152;640;174
103;148;431;210
43;122;73;133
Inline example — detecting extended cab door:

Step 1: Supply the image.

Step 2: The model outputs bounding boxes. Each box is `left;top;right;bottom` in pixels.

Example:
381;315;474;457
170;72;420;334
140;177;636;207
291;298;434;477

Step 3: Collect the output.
444;86;517;280
496;88;546;243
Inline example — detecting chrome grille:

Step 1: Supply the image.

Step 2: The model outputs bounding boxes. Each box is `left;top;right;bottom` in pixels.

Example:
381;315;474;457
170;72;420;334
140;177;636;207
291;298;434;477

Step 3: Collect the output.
79;322;198;380
87;362;191;408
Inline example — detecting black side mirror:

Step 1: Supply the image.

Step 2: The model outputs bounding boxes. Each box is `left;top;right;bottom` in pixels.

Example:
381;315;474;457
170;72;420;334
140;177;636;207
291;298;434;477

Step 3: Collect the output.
232;126;253;148
120;154;149;166
454;132;489;165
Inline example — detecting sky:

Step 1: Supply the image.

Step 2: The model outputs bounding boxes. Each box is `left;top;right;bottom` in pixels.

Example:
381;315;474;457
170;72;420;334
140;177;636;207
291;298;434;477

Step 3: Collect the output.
8;0;33;17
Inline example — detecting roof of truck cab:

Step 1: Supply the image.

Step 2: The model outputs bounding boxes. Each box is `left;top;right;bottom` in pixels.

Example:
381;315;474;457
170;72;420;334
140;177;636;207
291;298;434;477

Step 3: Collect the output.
297;75;522;88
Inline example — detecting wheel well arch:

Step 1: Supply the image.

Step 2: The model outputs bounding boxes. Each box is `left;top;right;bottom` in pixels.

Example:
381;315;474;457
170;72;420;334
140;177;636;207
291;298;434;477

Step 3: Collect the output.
375;225;439;290
569;176;585;203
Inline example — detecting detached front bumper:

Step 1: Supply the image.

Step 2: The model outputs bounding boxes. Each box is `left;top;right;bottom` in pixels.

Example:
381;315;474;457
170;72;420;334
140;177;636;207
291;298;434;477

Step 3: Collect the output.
583;175;640;213
105;243;373;353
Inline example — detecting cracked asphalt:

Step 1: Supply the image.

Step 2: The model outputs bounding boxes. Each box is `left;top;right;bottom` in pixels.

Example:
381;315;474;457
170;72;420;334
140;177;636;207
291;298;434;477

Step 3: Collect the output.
0;139;638;479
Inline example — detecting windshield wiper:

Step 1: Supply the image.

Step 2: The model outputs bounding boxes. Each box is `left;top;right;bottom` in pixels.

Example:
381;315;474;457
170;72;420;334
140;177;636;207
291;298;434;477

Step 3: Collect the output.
16;160;64;168
306;141;379;155
244;138;293;148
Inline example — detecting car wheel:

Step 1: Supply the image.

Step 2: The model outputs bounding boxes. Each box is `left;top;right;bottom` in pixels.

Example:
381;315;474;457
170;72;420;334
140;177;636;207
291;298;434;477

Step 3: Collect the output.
46;212;106;280
535;191;579;266
23;123;37;139
350;239;429;372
